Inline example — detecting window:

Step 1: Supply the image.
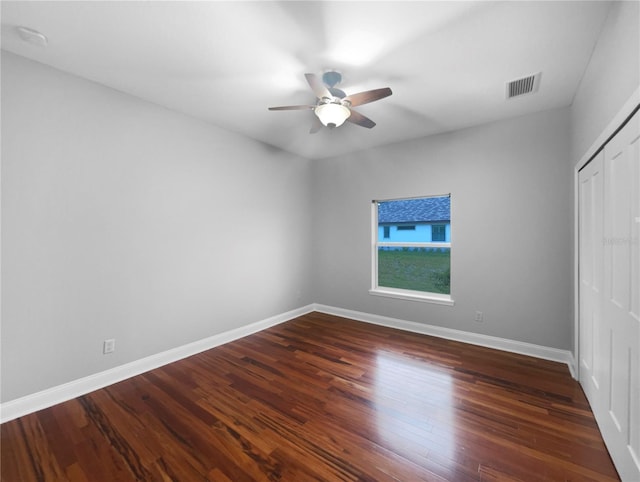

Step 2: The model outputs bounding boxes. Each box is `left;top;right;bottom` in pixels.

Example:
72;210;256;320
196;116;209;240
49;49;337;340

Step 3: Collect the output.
432;224;446;242
370;195;453;305
383;226;390;239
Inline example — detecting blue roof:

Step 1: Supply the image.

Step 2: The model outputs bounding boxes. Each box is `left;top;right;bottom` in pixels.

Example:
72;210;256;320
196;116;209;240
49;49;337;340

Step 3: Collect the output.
378;196;450;223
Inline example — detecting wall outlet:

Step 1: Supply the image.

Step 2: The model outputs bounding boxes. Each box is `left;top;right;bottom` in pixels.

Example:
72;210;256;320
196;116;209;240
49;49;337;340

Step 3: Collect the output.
103;339;116;354
474;311;484;323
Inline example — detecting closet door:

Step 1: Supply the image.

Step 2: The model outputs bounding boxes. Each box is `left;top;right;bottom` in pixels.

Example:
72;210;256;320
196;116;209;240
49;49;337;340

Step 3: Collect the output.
600;111;640;481
578;151;604;410
579;110;639;480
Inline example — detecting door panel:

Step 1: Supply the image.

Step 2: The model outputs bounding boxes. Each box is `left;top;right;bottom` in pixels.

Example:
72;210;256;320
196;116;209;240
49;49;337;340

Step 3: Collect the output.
579;152;604;403
600;111;640;480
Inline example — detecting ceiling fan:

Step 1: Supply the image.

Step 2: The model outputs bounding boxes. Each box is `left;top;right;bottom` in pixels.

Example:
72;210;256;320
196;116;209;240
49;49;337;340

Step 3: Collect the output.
268;71;392;133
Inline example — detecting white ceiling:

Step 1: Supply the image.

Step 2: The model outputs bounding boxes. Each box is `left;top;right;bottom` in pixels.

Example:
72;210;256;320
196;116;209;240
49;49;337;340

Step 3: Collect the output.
1;1;612;160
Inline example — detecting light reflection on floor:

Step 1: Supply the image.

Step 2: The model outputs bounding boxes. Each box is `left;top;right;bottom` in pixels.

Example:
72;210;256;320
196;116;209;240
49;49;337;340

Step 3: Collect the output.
374;350;456;470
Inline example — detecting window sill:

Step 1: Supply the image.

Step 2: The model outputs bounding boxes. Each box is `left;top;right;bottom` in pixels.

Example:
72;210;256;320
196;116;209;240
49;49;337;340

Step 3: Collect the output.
369;288;455;306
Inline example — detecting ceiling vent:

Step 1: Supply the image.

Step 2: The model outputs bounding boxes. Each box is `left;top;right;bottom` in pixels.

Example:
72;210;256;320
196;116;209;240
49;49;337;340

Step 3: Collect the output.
506;72;541;99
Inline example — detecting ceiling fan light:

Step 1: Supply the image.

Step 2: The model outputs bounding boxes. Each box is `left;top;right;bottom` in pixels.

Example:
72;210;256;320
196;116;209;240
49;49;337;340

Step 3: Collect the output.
314;103;351;128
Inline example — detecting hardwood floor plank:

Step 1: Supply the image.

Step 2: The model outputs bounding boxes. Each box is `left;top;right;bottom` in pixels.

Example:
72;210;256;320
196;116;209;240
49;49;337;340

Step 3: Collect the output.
0;421;42;482
1;312;620;481
77;395;152;480
15;414;70;481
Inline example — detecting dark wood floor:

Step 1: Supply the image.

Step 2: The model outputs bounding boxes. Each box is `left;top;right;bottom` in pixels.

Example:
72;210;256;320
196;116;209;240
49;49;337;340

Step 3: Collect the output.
1;312;619;481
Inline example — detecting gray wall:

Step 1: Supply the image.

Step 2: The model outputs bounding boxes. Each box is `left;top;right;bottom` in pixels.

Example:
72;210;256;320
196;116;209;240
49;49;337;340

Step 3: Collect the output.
571;0;640;162
1;52;313;402
311;108;572;349
568;0;640;352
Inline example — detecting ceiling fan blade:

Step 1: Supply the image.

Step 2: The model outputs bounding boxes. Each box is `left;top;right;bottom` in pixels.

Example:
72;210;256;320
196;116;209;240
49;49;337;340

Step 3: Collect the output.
347;109;376;129
344;87;392;107
305;73;332;100
268;105;315;111
309;116;323;134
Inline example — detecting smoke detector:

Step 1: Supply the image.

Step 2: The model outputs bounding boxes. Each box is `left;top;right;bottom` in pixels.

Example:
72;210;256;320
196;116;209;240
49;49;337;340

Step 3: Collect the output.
16;26;48;47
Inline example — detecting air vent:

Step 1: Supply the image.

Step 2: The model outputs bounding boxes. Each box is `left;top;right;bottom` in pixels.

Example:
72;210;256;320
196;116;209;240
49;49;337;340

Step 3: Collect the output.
506;72;541;99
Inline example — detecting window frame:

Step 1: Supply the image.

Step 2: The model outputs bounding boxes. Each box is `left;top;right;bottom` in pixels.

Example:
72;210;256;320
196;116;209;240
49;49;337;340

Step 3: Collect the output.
369;196;454;306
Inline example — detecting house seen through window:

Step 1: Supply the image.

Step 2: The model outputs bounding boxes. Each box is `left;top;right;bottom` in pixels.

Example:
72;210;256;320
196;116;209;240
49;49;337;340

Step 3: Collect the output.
370;195;452;305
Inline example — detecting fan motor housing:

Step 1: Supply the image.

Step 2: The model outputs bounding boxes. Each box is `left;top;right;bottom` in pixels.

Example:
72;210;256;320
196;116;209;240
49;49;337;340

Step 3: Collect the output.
322;71;342;88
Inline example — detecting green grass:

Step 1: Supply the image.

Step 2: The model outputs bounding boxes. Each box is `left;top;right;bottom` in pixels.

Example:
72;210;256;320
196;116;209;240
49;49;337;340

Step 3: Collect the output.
378;248;450;294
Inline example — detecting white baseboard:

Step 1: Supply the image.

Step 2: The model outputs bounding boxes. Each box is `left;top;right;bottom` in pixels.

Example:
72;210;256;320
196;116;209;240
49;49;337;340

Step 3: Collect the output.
0;304;315;424
1;302;577;423
312;304;577;378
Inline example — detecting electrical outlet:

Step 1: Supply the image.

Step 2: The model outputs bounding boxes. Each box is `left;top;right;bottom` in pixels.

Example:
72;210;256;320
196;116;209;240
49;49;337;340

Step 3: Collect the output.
474;311;484;323
103;339;116;354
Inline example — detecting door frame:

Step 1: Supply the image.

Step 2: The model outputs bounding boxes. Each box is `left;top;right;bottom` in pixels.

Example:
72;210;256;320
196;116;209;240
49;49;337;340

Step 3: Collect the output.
573;86;640;381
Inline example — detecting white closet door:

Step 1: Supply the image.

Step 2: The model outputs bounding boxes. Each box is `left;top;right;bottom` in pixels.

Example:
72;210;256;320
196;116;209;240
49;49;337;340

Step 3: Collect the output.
579;151;605;410
600;111;640;481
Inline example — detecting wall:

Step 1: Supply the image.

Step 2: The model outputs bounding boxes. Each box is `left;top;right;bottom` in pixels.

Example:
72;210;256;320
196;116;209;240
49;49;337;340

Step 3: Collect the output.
311;107;572;349
1;52;313;402
569;0;640;354
571;0;640;162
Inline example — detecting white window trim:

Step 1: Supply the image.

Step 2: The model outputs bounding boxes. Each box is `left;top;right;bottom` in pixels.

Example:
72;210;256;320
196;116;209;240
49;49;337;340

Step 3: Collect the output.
370;200;454;306
368;286;455;305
